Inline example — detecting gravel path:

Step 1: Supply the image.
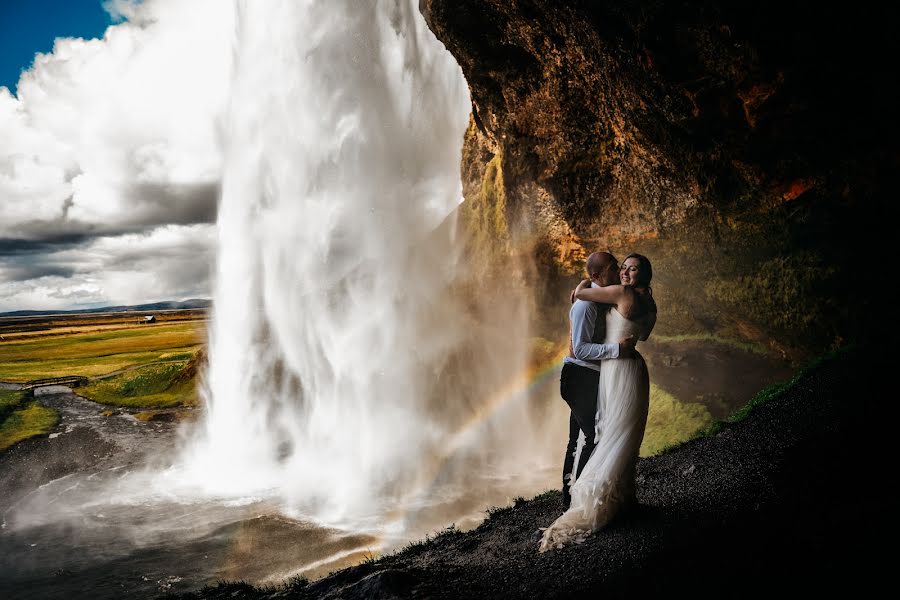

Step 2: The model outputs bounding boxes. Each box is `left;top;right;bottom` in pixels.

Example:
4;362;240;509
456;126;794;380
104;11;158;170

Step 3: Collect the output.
177;346;889;599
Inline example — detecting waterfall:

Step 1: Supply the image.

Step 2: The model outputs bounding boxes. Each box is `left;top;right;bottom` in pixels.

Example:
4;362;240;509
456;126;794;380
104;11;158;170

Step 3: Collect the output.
177;0;556;536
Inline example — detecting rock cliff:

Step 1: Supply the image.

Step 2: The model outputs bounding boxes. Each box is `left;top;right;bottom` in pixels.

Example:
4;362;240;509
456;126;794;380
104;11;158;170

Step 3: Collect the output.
423;0;897;356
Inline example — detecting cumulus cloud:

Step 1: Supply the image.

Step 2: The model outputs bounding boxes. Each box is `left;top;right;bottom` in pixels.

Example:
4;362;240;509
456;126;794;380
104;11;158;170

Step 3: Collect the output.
0;0;235;310
0;224;215;312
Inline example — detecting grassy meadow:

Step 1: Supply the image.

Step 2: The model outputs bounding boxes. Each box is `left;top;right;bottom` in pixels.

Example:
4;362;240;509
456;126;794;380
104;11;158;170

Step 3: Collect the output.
79;361;200;408
0;320;204;381
0;388;60;452
0;311;206;451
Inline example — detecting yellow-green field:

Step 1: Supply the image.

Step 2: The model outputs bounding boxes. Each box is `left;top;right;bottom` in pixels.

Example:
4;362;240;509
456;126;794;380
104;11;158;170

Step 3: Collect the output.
0;320;205;381
79;361;200;408
1;313;714;458
0;389;60;452
0;313;206;451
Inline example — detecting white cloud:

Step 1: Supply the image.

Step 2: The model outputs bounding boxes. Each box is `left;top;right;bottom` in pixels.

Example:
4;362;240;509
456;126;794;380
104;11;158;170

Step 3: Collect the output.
0;224;214;312
0;0;235;309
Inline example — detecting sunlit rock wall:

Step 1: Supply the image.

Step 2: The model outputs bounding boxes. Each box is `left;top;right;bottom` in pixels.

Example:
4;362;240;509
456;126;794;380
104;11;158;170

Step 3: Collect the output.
423;0;897;357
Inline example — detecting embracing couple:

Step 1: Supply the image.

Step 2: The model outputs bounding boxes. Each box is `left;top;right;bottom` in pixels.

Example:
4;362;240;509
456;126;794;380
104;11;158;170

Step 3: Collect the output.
538;251;657;552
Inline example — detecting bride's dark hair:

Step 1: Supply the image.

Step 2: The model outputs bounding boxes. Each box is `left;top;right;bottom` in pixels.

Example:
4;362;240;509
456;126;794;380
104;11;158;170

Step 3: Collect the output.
623;253;652;288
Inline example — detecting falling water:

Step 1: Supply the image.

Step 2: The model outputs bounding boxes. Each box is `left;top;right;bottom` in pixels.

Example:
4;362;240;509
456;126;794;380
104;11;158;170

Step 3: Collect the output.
177;0;561;539
0;4;563;595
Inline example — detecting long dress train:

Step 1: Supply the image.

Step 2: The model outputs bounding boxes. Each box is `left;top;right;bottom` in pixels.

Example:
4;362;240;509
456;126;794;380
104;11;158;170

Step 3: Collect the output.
539;308;653;552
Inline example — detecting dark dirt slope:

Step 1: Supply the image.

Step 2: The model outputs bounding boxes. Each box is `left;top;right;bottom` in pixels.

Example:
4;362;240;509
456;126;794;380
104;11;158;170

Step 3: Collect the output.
178;345;889;599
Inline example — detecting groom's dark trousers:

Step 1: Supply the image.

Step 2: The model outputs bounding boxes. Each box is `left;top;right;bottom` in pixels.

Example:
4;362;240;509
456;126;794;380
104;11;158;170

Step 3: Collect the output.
560;361;600;508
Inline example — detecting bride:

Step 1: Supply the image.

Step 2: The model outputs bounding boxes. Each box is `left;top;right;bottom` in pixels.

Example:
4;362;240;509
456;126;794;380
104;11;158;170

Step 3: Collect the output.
539;253;657;552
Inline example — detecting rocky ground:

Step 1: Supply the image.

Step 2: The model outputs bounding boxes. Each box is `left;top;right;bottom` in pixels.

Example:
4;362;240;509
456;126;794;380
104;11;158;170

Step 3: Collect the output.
0;390;181;514
175;345;888;599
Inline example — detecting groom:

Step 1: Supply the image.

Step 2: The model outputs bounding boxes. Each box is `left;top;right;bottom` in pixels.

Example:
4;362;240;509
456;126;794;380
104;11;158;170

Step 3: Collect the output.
559;251;632;508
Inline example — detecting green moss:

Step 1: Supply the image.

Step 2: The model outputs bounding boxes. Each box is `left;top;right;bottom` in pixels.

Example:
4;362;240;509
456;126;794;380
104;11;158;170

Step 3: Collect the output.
1;388;27;423
640;384;714;457
483;155;509;243
616;211;850;355
133;410;189;422
0;401;60;452
2;390;62;452
703;252;837;344
727;346;848;424
645;280;715;339
78;361;198;408
459;151;512;277
667;376;795;451
531;489;561;503
398;524;462;555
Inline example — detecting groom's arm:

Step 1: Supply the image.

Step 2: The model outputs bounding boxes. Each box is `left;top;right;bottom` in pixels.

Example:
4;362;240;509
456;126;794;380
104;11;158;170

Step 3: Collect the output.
570;301;619;361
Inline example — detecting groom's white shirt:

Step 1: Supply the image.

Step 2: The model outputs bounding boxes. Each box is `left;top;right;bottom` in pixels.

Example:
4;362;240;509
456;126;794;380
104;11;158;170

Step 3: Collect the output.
564;283;618;372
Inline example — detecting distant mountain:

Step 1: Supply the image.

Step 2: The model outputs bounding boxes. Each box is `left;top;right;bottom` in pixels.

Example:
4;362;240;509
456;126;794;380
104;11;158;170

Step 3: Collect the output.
0;299;211;317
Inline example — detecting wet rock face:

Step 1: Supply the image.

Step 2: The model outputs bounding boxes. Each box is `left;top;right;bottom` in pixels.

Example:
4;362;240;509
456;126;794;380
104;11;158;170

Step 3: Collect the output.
422;0;897;354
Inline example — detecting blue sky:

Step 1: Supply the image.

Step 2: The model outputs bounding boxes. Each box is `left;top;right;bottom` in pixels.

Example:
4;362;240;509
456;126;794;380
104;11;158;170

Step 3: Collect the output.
1;0;227;312
0;0;113;93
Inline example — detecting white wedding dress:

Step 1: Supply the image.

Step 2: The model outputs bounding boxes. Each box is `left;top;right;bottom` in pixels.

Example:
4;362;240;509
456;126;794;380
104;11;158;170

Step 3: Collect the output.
539;307;655;552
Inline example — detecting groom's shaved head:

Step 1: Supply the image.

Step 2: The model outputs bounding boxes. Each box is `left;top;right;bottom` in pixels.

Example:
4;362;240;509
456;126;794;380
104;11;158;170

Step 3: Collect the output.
586;251;617;276
586;251;619;286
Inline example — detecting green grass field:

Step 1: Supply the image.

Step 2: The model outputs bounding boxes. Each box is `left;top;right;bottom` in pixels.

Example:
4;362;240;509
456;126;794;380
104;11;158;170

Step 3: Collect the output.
79;361;199;408
1;388;26;422
0;318;205;451
0;321;204;381
0;389;60;452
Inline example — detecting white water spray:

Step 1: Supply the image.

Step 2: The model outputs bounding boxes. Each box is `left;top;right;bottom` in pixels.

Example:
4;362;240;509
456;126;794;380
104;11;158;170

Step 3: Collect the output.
178;0;561;535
